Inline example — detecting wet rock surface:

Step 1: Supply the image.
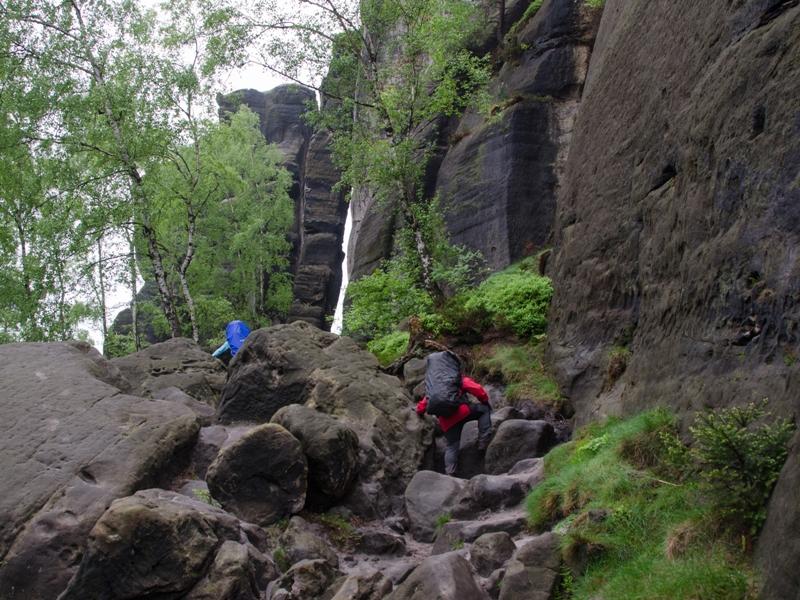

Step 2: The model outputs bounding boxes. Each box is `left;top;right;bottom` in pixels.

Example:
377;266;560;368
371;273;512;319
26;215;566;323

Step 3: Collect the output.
405;471;469;542
387;551;489;600
485;420;556;474
111;337;226;405
206;424;308;526
59;489;276;600
0;342;200;600
272;404;360;508
218;322;431;518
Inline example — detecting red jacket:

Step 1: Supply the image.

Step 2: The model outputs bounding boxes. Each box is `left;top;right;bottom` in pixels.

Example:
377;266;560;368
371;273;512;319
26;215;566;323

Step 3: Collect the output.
416;376;489;432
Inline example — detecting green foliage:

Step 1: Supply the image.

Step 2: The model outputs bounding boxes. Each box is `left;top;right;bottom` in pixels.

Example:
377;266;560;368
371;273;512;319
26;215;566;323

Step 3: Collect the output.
605;346;631;388
435;512;452;532
272;546;290;572
192;296;238;347
305;512;361;549
344;260;434;339
463;258;553;337
367;331;410;366
526;409;757;599
690;400;794;535
191;487;221;508
476;338;562;408
103;333;142;359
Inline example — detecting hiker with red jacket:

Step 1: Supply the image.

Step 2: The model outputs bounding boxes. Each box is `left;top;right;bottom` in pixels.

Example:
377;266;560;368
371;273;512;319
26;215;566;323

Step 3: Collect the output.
416;351;492;476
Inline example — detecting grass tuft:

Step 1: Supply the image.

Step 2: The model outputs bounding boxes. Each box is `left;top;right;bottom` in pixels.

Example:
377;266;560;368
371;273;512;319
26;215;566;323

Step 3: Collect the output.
526;409;758;599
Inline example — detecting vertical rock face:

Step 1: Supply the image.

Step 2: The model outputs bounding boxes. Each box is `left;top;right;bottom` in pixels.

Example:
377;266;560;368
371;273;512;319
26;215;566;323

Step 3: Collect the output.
547;0;800;424
346;0;601;278
437;0;601;271
219;85;347;329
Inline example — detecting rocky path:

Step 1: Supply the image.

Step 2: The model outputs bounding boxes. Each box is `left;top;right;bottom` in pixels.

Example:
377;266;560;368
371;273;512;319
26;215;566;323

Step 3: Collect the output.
0;324;567;600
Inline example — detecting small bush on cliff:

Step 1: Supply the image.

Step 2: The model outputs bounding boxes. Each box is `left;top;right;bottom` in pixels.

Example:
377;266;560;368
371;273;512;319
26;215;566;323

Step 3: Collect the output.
476;338;562;408
367;331;410;366
463;257;553;337
690;400;794;535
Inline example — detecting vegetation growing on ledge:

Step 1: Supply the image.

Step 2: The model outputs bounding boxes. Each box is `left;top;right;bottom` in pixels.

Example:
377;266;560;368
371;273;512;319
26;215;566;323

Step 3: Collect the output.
527;406;793;599
475;338;562;409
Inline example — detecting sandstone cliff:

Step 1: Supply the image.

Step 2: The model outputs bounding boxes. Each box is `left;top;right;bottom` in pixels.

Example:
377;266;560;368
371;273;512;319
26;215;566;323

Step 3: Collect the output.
347;0;602;279
219;86;348;330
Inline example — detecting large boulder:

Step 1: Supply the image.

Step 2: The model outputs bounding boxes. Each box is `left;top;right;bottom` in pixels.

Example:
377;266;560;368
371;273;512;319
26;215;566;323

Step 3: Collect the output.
219;322;432;517
485;420;556;475
386;552;488;600
272;404;360;507
189;424;254;479
499;533;561;600
217;322;342;423
0;342;200;600
404;471;468;542
59;489;276;600
111;337;226;405
206;424;308;525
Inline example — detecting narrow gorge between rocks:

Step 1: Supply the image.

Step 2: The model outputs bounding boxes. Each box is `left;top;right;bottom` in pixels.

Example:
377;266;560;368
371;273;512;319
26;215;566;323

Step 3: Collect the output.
1;0;799;599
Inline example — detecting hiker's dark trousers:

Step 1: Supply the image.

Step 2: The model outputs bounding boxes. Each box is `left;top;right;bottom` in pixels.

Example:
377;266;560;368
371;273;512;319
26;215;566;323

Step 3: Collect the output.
444;403;491;476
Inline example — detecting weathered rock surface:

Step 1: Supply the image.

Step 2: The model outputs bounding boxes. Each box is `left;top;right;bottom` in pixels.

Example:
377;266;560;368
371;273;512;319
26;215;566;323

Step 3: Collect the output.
0;342;200;600
59;489;276;600
268;558;341;600
190;424;254;480
322;571;393;600
219;86;347;329
278;516;340;569
272;404;360;507
454;460;544;517
757;432;800;600
111;337;226;405
548;0;800;425
470;532;517;577
498;532;561;600
387;551;488;600
432;510;529;555
356;528;407;556
485;420;555;475
289;128;349;327
346;0;601;277
405;471;468;542
206;424;308;525
219;321;431;517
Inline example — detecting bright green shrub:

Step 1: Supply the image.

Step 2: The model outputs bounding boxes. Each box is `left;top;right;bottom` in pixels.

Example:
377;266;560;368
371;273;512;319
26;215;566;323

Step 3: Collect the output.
463;262;553;337
103;332;142;358
343;261;434;338
367;331;410;366
193;295;237;346
690;400;794;534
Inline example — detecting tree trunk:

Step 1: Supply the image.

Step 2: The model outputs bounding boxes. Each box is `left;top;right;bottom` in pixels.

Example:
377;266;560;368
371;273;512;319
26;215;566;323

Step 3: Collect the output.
400;200;444;304
71;0;181;338
142;223;182;338
97;237;108;339
179;206;199;342
127;232;140;350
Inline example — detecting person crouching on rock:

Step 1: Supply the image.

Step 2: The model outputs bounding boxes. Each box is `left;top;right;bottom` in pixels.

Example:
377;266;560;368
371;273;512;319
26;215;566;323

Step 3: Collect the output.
212;320;251;364
415;350;492;476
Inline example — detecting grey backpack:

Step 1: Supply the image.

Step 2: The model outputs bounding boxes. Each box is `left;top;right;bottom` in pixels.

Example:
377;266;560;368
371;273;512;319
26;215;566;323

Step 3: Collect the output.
424;351;463;417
